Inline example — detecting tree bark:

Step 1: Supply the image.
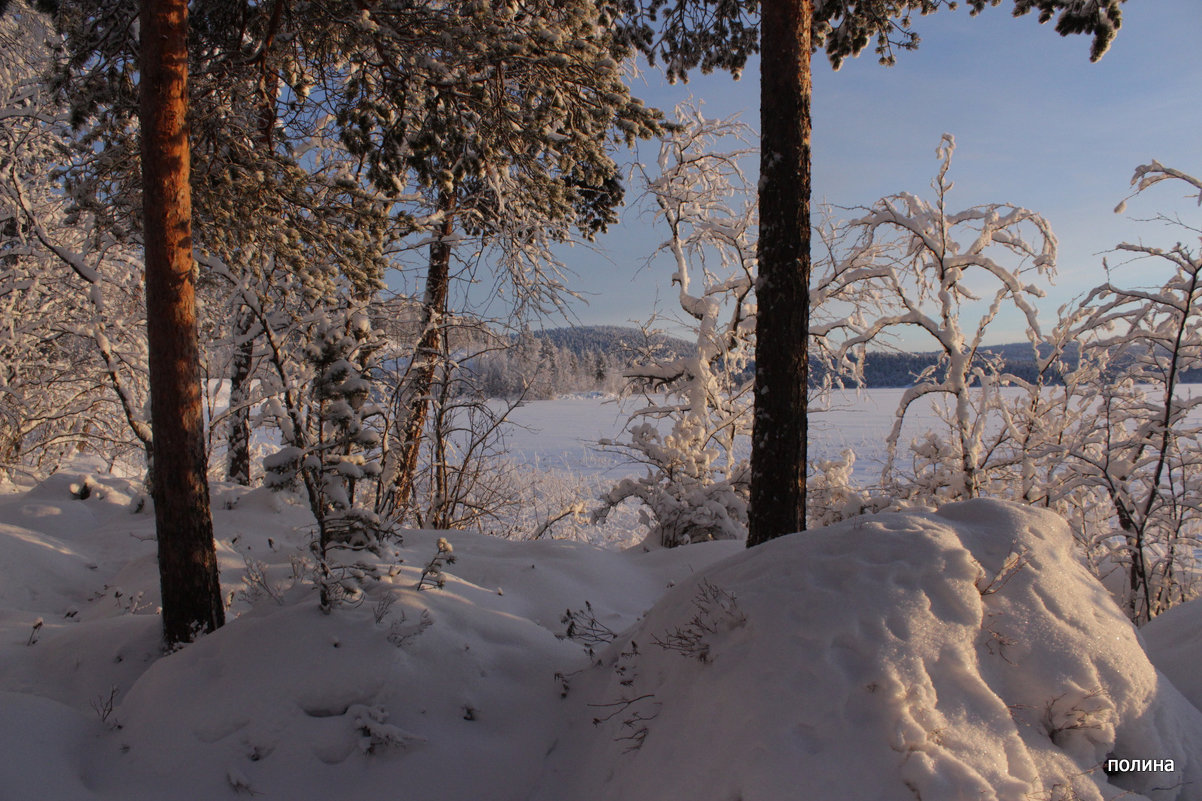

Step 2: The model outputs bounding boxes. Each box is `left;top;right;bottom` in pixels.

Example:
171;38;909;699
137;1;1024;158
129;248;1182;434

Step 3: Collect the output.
225;313;254;486
225;25;281;486
747;0;812;547
141;0;224;645
387;189;455;518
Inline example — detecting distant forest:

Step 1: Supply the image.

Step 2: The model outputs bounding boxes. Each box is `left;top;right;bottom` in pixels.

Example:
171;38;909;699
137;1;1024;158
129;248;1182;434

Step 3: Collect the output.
471;327;1202;397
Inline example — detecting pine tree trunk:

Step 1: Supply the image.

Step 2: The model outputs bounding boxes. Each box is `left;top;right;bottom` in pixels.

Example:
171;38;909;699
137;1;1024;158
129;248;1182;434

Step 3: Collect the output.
747;0;812;547
388;189;455;517
140;0;225;645
225;313;254;486
224;34;281;487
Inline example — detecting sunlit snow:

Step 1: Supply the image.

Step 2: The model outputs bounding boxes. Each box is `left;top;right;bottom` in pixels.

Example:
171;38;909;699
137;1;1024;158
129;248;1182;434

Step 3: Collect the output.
2;397;1201;800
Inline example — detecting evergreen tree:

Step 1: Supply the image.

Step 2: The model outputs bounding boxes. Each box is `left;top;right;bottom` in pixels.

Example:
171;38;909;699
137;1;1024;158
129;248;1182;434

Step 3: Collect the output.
264;303;385;612
343;1;662;519
139;0;223;646
36;0;398;487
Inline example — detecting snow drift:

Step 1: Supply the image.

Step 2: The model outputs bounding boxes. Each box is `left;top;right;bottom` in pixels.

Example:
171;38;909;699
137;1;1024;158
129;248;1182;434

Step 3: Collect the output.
2;467;1200;801
538;500;1202;801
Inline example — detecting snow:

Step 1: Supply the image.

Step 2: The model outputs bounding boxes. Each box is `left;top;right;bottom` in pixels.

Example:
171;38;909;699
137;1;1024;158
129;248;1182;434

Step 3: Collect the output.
537;500;1202;801
1142;599;1202;715
4;443;1202;800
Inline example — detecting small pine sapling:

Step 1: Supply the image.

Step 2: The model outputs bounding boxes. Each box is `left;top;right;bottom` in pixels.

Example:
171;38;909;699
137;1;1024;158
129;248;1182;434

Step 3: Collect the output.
262;300;391;612
352;705;423;754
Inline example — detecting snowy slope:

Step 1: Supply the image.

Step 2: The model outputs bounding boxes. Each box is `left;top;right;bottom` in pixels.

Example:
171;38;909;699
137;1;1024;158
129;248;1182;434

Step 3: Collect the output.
2;466;1200;801
536;500;1202;801
1142;599;1202;716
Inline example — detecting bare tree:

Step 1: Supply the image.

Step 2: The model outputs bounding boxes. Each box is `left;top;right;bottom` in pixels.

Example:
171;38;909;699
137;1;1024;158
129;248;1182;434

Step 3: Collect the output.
1059;162;1202;623
597;106;757;546
818;135;1056;501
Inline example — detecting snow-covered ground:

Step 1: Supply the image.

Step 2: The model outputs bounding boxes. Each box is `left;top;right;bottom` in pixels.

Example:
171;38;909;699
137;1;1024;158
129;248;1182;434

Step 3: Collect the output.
3;394;1202;800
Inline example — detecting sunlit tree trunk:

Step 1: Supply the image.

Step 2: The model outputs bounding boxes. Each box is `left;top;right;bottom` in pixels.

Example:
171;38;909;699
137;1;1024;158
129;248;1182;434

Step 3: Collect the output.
387;188;455;518
141;0;224;645
748;0;812;546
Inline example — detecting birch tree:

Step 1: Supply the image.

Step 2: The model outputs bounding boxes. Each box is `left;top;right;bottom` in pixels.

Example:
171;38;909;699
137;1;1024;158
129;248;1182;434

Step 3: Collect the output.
596;106;757;546
1;2;150;473
1059;162;1202;623
817;134;1056;501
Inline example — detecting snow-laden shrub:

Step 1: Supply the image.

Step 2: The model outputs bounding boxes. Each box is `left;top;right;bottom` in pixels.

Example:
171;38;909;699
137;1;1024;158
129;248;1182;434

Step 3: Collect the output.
595;105;755;547
1051;161;1202;623
596;420;749;547
807;448;895;526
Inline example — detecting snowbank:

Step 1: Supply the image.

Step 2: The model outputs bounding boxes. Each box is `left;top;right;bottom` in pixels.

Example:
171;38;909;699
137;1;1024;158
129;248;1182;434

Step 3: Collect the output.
1142;598;1202;715
2;467;1200;801
537;500;1202;801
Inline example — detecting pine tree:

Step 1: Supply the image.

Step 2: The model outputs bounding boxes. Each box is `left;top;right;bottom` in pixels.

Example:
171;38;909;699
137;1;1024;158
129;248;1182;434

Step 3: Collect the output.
37;0;398;488
139;0;223;646
750;0;812;546
346;1;662;519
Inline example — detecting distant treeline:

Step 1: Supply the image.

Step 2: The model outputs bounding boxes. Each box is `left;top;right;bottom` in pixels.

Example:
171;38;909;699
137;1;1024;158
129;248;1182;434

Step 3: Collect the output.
814;350;1067;388
819;343;1202;388
459;327;1201;397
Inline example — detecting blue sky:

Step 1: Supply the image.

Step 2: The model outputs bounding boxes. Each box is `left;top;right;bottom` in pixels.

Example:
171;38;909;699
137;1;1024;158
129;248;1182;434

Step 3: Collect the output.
557;0;1202;346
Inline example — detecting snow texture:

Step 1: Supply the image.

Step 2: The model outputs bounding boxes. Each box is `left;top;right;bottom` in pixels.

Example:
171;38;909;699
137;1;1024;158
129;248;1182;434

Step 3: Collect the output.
2;463;1200;800
538;500;1202;801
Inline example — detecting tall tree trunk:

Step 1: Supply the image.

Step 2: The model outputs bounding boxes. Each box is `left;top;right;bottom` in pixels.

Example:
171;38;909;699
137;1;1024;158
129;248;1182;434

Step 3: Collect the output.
141;0;225;645
748;0;812;546
225;26;281;485
388;189;455;517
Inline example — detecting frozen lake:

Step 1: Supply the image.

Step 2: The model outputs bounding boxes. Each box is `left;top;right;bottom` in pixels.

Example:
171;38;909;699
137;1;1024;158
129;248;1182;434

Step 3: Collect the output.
503;385;1202;494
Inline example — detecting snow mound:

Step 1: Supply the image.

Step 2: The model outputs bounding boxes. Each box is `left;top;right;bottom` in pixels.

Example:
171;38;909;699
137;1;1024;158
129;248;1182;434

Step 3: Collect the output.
537;499;1202;801
1142;598;1202;715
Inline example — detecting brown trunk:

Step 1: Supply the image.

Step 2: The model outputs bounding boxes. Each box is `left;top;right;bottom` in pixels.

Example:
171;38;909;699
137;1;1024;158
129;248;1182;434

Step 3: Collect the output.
225;25;281;485
225;313;254;486
747;0;812;546
141;0;225;645
389;190;455;517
